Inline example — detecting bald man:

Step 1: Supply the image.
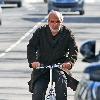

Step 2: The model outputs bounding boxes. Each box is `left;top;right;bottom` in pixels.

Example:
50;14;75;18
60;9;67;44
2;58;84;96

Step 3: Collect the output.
27;10;78;100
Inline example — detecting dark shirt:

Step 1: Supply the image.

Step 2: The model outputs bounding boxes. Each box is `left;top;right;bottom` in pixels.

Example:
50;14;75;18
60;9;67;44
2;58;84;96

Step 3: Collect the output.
27;24;78;67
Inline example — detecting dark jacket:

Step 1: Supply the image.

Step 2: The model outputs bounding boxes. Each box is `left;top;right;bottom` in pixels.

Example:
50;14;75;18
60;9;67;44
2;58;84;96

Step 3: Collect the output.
27;25;78;92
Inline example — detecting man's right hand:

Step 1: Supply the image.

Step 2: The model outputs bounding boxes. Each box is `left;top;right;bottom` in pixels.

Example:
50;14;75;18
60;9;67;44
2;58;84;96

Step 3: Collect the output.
31;62;40;69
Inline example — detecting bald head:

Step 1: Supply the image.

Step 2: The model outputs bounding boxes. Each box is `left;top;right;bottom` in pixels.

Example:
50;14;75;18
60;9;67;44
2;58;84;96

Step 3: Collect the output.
48;10;63;22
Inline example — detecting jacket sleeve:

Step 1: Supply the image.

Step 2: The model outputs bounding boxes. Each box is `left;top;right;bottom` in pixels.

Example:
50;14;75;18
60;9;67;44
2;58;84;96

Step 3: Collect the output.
27;29;40;68
65;29;78;68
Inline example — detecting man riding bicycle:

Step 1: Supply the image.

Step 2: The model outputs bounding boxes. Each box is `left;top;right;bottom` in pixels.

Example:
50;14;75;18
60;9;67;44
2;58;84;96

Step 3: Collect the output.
27;10;78;100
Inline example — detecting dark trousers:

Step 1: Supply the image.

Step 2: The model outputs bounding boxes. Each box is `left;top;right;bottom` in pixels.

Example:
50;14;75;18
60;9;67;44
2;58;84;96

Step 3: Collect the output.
32;69;67;100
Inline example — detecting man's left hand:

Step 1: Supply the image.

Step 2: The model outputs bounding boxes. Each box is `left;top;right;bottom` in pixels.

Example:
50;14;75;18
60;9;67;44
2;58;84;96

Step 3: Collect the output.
61;62;72;75
62;62;72;70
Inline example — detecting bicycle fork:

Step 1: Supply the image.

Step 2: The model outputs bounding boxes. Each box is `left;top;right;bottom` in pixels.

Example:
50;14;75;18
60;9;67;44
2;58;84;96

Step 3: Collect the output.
45;67;56;100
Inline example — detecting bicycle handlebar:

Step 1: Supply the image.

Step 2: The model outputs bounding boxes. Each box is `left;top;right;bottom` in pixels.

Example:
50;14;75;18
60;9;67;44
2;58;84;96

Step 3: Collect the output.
36;64;62;69
36;63;72;76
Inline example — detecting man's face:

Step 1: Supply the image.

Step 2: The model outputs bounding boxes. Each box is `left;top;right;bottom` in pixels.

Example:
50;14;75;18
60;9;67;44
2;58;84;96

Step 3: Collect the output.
48;14;62;33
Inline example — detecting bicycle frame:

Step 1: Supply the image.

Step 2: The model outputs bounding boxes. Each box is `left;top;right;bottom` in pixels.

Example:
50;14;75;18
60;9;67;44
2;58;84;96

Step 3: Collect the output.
46;65;58;100
37;64;61;100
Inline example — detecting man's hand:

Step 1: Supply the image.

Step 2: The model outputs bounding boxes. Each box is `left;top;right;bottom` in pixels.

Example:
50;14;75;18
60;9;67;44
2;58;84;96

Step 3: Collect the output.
62;62;72;75
62;62;72;70
31;62;40;69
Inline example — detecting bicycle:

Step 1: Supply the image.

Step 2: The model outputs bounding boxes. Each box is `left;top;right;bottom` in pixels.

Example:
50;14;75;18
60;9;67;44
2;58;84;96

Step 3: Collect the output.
37;64;62;100
30;63;78;100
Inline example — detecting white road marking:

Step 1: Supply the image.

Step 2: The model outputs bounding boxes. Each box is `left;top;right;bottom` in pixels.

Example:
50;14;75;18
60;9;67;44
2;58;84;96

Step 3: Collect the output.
0;16;48;58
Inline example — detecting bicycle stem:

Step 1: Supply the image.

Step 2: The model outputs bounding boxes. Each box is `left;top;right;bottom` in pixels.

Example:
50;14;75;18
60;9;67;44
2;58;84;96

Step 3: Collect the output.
50;67;53;87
